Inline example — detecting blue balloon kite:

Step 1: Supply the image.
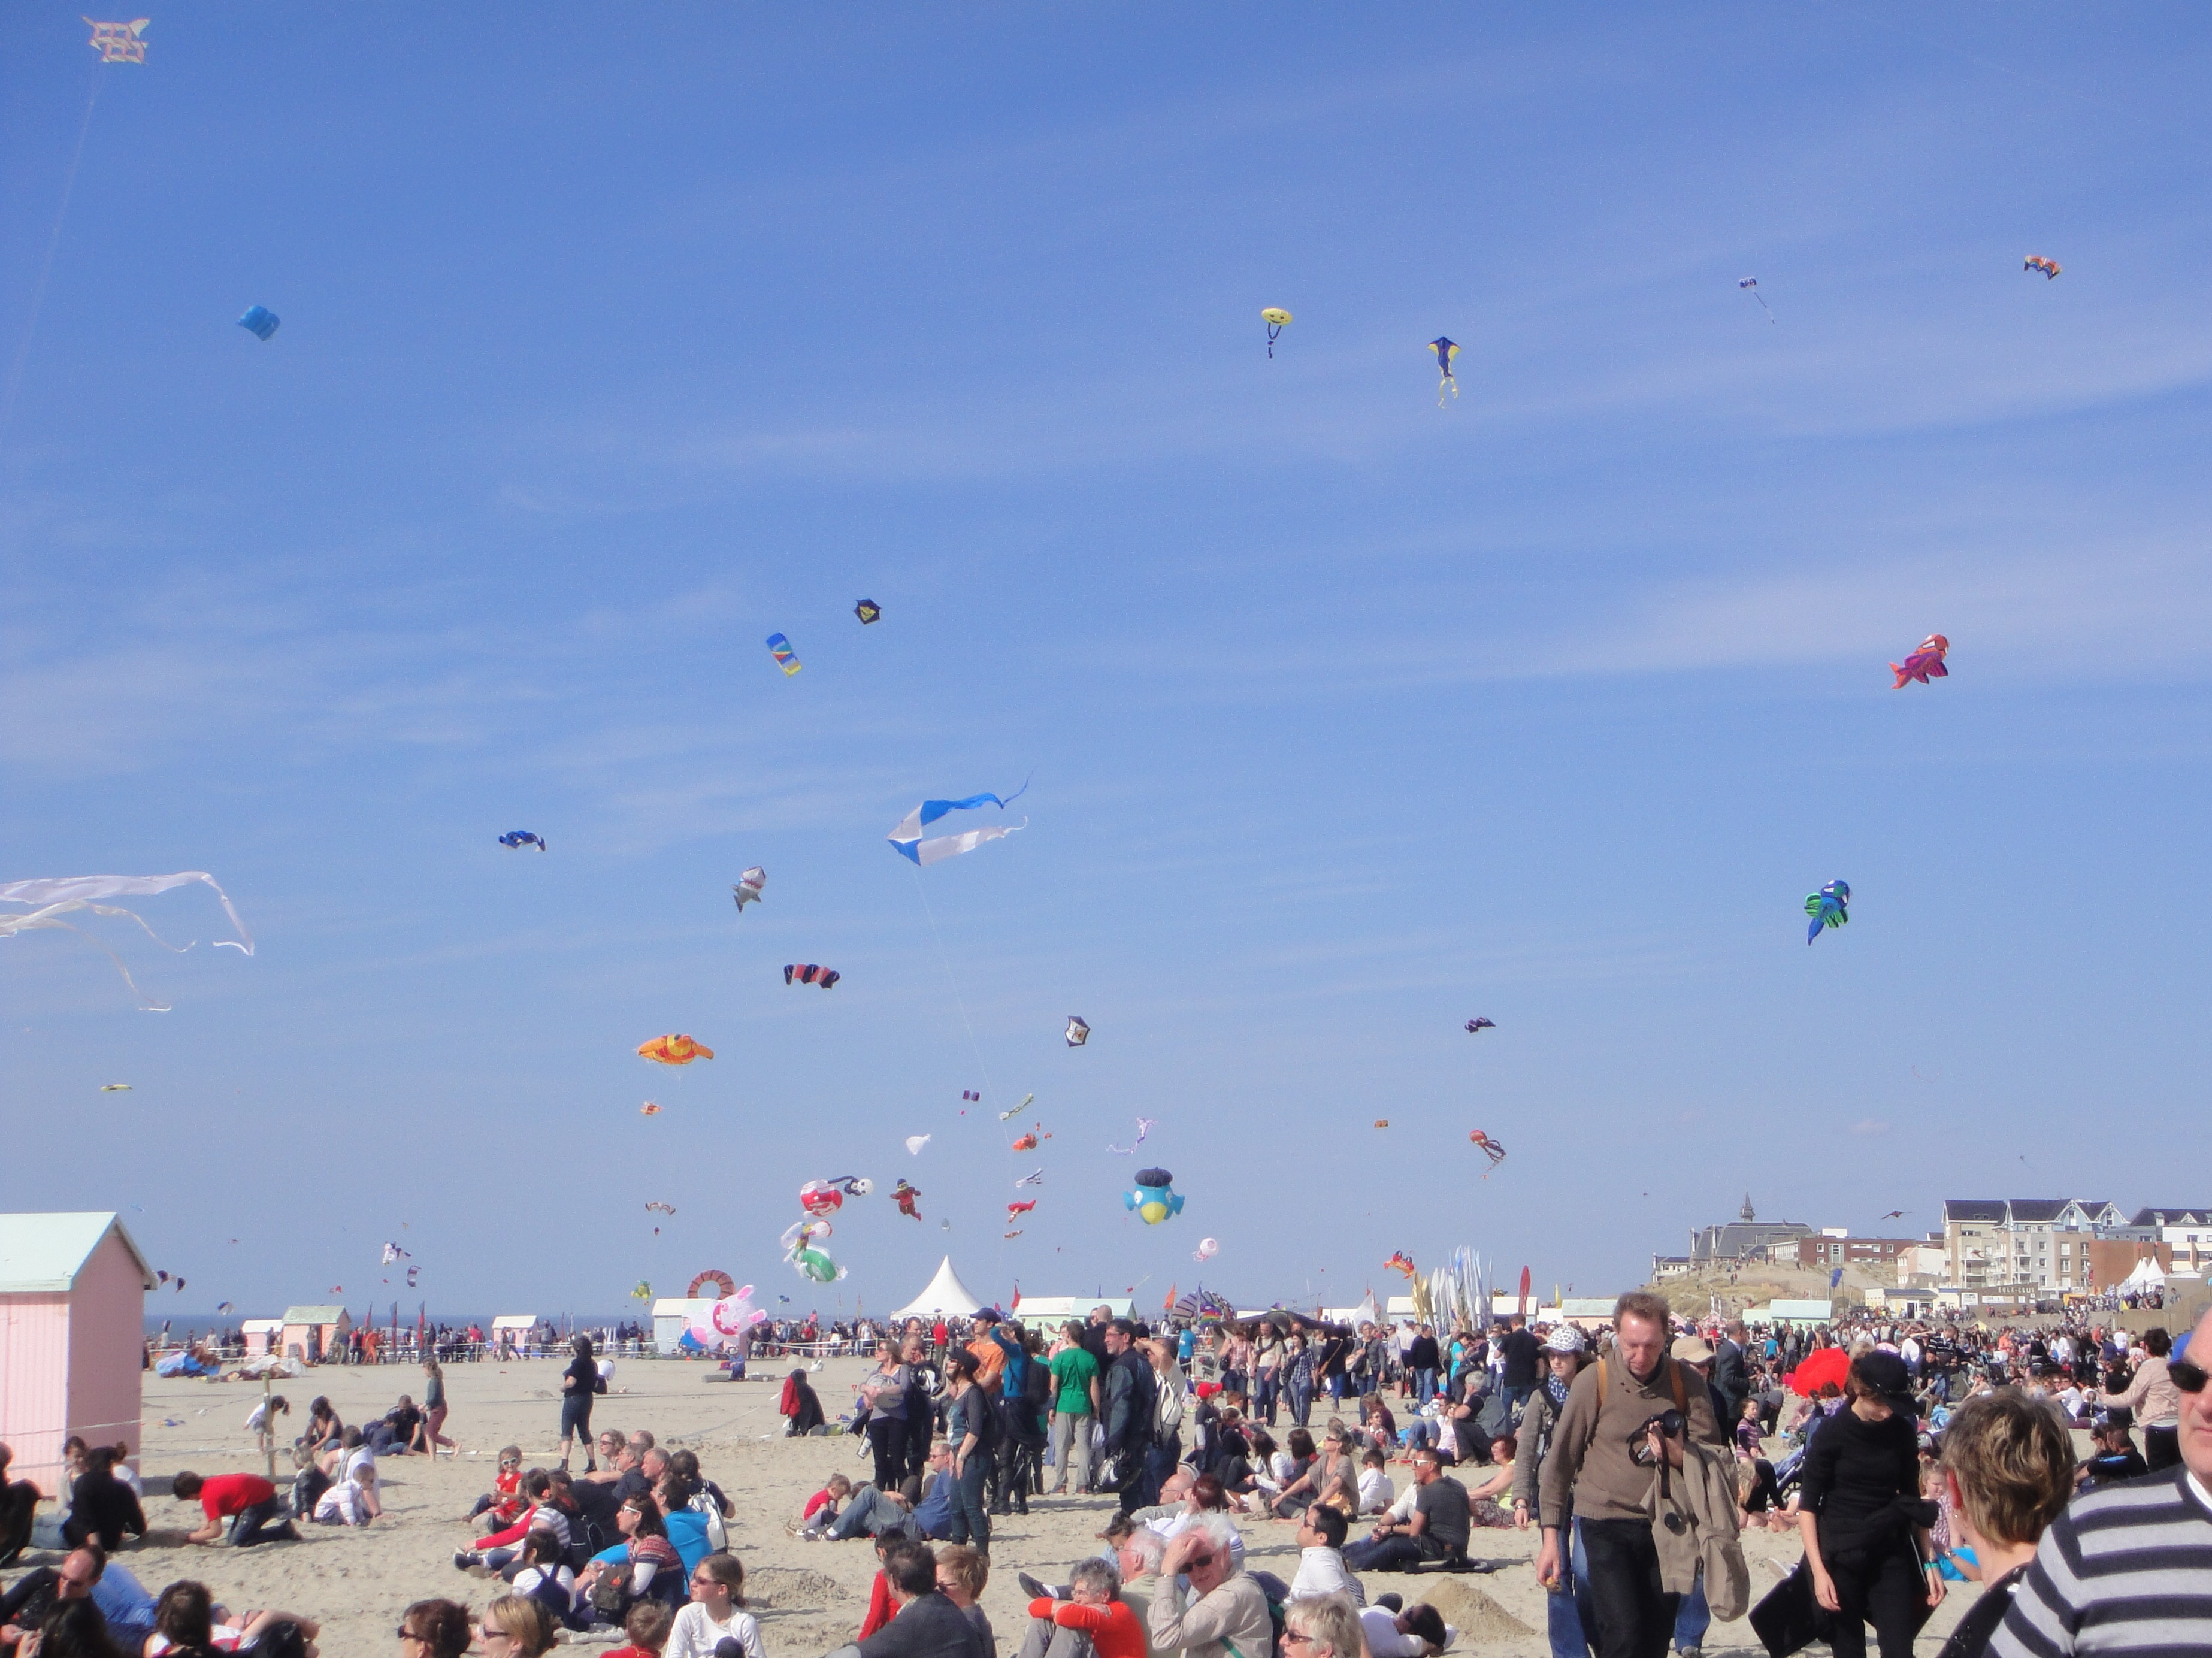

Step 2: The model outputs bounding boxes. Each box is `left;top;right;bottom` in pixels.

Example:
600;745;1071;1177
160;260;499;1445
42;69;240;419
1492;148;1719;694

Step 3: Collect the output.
1805;879;1850;945
237;305;280;341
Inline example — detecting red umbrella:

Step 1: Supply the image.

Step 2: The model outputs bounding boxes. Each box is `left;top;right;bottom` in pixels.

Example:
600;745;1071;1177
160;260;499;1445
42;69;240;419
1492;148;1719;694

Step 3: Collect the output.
1789;1346;1850;1397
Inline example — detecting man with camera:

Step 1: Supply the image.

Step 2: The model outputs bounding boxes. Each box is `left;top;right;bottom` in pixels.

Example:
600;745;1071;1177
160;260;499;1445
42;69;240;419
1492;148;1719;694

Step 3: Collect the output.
1535;1292;1721;1658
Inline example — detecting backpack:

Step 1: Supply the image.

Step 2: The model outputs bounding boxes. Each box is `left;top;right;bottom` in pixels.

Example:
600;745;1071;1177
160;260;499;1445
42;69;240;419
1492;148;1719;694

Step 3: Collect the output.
689;1490;728;1551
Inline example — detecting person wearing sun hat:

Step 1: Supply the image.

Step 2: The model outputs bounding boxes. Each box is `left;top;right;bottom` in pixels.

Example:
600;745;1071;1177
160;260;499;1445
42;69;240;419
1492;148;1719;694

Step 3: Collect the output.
1514;1323;1597;1658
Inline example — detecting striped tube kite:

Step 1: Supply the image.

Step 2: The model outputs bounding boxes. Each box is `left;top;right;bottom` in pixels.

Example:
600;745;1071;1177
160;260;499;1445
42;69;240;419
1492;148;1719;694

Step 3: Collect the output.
887;782;1028;864
1430;337;1459;405
0;870;253;1010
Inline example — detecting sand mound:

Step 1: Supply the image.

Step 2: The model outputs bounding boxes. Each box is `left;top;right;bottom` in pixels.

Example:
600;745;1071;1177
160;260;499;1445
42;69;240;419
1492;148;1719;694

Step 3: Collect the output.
1404;1575;1536;1644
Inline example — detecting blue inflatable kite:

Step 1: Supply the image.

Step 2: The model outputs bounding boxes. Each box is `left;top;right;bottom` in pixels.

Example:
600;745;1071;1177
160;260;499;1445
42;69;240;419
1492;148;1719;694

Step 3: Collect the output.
238;305;280;341
887;782;1028;866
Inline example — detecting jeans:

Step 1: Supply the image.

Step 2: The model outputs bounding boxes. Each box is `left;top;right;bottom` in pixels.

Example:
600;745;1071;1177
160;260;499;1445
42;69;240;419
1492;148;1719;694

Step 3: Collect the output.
1343;1533;1452;1572
1145;1431;1181;1498
868;1415;907;1493
2146;1425;2180;1472
1671;1569;1708;1652
1051;1411;1096;1491
1288;1379;1314;1427
827;1486;910;1541
1547;1517;1596;1658
1328;1373;1347;1402
228;1496;293;1547
559;1393;593;1454
1255;1372;1281;1424
1578;1516;1675;1658
949;1451;992;1550
1415;1367;1438;1404
1109;1440;1160;1517
1016;1614;1099;1658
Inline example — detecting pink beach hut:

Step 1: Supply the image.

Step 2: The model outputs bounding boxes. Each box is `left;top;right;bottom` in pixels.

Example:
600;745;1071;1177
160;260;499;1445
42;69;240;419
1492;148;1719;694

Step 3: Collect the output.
0;1212;155;1496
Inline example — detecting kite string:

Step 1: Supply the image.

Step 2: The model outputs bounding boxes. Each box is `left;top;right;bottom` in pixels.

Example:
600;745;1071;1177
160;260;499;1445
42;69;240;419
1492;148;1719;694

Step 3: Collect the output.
0;62;104;458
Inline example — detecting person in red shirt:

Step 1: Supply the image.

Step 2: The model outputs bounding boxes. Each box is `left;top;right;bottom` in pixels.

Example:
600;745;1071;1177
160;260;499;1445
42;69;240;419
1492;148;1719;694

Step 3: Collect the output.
170;1470;296;1547
1022;1557;1146;1658
604;1598;673;1657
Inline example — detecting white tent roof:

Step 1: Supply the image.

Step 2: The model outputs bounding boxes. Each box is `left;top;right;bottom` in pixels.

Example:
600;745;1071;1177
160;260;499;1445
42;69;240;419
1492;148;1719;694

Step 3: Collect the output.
2122;1257;2167;1288
891;1256;987;1318
0;1212;155;1294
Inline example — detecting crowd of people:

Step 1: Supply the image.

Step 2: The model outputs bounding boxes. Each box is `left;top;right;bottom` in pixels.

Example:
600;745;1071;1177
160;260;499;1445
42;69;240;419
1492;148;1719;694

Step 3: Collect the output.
7;1294;2211;1658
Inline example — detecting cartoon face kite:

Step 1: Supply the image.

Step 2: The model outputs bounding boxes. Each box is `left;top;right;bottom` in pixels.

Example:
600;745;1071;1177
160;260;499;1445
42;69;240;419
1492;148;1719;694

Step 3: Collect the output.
766;633;801;675
1193;1237;1220;1262
1469;1130;1506;1166
2025;255;2061;280
1261;307;1291;357
854;599;882;624
237;305;279;340
1890;634;1948;688
893;1180;924;1220
1738;277;1774;322
1465;1017;1495;1034
1064;1016;1090;1047
632;1281;653;1302
1805;879;1850;944
637;1034;713;1064
1430;337;1459;404
784;963;840;988
1125;1167;1184;1225
798;1180;843;1217
888;784;1028;865
733;866;765;912
1384;1251;1417;1279
498;831;546;851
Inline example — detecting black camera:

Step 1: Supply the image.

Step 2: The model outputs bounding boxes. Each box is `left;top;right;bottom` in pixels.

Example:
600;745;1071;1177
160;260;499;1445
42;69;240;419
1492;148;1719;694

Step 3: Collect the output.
1627;1409;1685;1465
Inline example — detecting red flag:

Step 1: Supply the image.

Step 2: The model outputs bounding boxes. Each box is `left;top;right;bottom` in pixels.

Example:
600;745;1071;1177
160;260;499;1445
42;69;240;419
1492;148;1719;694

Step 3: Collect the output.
1164;1281;1177;1312
1517;1266;1531;1318
1010;1284;1021;1310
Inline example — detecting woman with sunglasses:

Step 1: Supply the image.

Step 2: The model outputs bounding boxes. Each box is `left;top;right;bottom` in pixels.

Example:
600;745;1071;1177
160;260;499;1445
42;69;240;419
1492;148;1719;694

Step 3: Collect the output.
2102;1328;2184;1473
395;1600;471;1658
667;1553;762;1658
1282;1594;1363;1658
476;1596;555;1658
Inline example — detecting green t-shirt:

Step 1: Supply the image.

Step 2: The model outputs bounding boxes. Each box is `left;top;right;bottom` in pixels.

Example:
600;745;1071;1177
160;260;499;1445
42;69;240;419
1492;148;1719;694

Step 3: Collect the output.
1049;1345;1100;1414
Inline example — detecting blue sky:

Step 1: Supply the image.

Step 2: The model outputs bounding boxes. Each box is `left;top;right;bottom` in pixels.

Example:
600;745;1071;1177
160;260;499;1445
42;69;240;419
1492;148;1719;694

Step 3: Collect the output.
5;5;2211;1324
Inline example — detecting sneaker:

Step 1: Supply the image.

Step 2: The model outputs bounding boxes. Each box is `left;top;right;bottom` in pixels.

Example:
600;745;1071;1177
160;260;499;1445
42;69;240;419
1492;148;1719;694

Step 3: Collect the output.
1018;1572;1053;1602
454;1551;476;1571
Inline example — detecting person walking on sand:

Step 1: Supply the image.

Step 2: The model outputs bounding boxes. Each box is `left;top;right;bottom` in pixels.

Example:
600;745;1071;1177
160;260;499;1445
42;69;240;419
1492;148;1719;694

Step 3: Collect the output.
561;1336;600;1473
417;1357;456;1457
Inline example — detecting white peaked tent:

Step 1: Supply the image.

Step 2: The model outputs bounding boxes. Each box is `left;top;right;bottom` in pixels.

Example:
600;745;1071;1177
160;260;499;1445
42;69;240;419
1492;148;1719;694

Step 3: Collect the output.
2120;1256;2167;1290
891;1256;987;1318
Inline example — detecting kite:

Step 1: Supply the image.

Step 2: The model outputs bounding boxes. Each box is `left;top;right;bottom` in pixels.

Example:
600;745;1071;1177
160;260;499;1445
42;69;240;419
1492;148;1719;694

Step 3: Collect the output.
689;1269;737;1299
644;1201;676;1216
639;1102;662;1116
798;1181;845;1217
1007;1200;1037;1220
0;870;254;1010
637;1034;713;1064
819;1174;872;1197
1880;1209;1909;1220
1384;1251;1417;1280
892;1179;924;1220
1014;1167;1045;1188
631;1282;653;1302
1193;1237;1220;1263
1465;1017;1495;1034
1469;1131;1506;1167
1261;307;1291;358
784;964;840;988
237;306;280;341
156;1271;185;1293
998;1094;1035;1121
1889;633;1949;688
1372;1119;1388;1129
86;18;150;62
1738;277;1774;322
733;867;765;913
2025;255;2061;280
1106;1117;1157;1155
101;1084;132;1092
406;1266;420;1287
216;1301;234;1314
380;1242;410;1265
1430;337;1459;405
1805;879;1850;945
1064;1016;1090;1047
904;1135;930;1155
887;783;1028;865
963;1090;980;1102
1004;1229;1025;1239
766;633;801;675
1124;1167;1184;1225
854;599;882;624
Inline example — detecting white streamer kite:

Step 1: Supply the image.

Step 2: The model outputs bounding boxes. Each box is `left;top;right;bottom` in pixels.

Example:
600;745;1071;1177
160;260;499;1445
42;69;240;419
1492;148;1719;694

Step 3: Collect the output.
886;783;1027;866
0;871;253;1010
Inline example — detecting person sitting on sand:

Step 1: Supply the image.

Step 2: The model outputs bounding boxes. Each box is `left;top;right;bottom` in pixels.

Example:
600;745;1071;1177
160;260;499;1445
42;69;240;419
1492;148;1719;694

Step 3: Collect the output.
397;1600;473;1658
511;1529;580;1629
145;1580;321;1658
467;1447;527;1524
822;1478;921;1544
1016;1556;1144;1658
798;1474;852;1537
604;1599;673;1658
935;1543;995;1650
781;1368;827;1437
60;1445;144;1553
577;1493;686;1620
830;1538;985;1658
312;1462;380;1527
481;1594;557;1658
458;1470;570;1574
666;1552;764;1658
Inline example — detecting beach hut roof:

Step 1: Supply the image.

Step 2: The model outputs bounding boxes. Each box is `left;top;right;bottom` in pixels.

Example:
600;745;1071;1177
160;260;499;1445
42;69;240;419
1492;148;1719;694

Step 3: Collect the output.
280;1305;350;1324
0;1211;155;1294
891;1256;987;1318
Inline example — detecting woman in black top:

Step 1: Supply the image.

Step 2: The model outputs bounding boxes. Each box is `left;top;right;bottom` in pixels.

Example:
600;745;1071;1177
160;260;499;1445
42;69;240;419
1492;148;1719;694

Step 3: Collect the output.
1797;1351;1944;1658
559;1336;599;1472
61;1445;144;1550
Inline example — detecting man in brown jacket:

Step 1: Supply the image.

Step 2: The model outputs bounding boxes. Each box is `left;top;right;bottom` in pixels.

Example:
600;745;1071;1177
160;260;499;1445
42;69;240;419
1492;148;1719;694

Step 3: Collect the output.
1535;1292;1721;1658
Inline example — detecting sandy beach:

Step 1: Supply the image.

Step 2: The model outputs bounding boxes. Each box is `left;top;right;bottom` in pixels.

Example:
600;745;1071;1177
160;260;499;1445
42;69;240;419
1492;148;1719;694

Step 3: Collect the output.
38;1354;1986;1656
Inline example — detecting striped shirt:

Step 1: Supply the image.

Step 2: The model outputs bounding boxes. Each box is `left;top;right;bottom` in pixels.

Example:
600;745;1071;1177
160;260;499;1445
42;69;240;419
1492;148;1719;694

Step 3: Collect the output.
1989;1467;2212;1657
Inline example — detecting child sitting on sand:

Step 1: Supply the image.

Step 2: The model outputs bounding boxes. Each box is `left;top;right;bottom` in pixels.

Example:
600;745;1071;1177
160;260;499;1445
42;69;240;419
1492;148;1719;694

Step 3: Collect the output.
313;1463;380;1527
798;1473;851;1537
606;1599;674;1658
466;1445;527;1524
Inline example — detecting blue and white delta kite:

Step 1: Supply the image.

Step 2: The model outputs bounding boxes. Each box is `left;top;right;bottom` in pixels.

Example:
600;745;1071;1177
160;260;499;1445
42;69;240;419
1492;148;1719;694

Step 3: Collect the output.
886;782;1027;866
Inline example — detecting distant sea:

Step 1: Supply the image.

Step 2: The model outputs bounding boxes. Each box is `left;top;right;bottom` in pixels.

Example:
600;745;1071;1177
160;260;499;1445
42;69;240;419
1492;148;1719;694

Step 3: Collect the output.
143;1312;641;1337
